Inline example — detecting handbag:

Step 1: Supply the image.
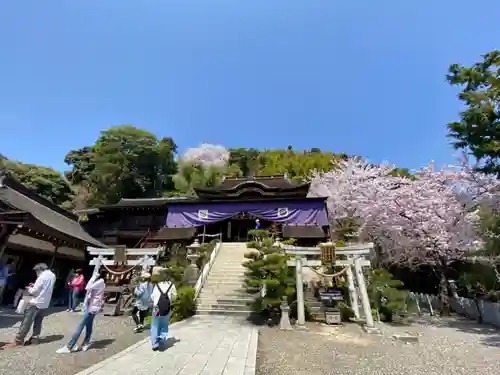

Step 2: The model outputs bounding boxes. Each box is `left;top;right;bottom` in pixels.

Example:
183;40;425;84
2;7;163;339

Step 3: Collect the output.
15;296;33;314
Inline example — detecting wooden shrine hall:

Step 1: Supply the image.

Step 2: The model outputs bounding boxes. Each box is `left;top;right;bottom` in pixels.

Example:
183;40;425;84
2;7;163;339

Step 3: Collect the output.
0;173;107;305
78;175;330;248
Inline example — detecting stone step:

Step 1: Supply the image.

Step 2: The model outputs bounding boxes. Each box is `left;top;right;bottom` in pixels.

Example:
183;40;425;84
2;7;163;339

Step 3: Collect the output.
197;297;254;304
198;291;251;299
201;289;248;295
207;274;247;280
197;303;250;311
209;269;246;274
205;275;245;285
196;309;251;317
204;280;245;286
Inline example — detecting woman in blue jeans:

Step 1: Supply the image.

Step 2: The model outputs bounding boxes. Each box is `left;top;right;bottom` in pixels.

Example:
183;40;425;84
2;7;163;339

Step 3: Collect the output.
56;270;106;353
149;267;177;351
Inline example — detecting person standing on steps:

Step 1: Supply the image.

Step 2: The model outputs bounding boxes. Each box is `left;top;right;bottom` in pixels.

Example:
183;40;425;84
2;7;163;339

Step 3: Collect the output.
131;271;153;333
2;263;56;349
67;269;86;312
149;266;177;351
56;269;106;354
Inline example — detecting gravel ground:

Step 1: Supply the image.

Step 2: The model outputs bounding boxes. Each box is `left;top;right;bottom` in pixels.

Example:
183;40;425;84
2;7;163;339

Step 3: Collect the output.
0;307;148;375
256;316;500;375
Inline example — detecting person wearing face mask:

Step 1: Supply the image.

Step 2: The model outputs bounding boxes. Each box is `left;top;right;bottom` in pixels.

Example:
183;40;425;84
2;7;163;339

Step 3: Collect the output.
1;263;56;349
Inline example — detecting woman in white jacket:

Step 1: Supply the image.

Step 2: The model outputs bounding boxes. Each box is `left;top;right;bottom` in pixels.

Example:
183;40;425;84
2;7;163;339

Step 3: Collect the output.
56;270;106;353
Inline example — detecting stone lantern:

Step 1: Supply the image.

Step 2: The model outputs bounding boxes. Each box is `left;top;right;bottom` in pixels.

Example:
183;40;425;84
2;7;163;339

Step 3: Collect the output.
184;238;201;285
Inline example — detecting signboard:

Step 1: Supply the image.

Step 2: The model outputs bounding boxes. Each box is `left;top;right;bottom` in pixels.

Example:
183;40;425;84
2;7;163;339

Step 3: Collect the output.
319;287;344;302
277;207;288;217
114;245;127;264
320;244;336;265
198;210;209;219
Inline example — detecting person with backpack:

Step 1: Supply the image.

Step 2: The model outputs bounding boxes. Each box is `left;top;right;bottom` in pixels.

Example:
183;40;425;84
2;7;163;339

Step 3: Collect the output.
149;266;177;351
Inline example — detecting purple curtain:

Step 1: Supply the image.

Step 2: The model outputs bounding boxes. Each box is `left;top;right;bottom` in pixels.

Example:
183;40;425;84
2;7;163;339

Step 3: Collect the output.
166;199;328;228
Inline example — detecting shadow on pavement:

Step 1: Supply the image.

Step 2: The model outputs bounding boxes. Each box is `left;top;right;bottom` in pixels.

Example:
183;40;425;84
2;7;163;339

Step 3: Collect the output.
0;306;67;329
421;315;500;347
89;338;115;350
158;337;180;352
26;334;65;345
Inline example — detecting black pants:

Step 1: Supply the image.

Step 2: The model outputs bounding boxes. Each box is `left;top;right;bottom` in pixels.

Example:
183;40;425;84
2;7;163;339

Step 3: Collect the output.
131;306;148;326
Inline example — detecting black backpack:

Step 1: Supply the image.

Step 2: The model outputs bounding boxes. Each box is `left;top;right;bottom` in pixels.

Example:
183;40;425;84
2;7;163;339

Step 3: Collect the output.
156;283;174;316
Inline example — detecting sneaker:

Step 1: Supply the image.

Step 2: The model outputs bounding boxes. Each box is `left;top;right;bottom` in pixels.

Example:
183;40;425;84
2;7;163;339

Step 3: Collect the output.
56;346;71;354
80;343;91;352
66;309;71;312
133;325;144;333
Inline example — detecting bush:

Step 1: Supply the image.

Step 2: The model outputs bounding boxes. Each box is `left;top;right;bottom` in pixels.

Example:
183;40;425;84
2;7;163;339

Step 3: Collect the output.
171;286;196;323
338;302;355;322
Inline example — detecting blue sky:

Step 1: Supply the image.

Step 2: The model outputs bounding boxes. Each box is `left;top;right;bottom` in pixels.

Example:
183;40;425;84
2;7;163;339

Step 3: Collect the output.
0;1;498;172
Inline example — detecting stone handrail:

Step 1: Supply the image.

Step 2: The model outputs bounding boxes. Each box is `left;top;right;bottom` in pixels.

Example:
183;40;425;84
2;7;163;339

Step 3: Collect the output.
194;233;223;299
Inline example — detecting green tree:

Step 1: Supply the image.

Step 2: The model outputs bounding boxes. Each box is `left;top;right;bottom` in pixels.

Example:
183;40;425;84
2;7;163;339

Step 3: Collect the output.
228;148;264;177
446;51;500;175
367;268;410;321
0;157;73;207
173;161;241;196
243;231;295;320
64;125;178;205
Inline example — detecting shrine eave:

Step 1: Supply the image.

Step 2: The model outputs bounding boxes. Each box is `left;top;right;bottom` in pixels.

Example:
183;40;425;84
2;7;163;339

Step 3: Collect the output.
0;174;107;249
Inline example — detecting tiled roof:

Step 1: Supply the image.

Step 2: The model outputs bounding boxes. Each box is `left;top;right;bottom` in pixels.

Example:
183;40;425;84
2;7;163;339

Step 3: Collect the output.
0;174;107;248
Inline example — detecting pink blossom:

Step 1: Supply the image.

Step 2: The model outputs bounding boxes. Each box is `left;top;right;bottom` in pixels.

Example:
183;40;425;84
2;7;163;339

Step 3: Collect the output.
181;144;229;168
309;158;484;267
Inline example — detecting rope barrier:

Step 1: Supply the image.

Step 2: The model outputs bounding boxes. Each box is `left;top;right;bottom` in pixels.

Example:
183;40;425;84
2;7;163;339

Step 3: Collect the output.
102;264;137;275
307;266;349;278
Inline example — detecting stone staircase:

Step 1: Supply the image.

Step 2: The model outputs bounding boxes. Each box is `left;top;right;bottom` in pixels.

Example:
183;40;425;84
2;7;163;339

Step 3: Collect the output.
196;242;253;317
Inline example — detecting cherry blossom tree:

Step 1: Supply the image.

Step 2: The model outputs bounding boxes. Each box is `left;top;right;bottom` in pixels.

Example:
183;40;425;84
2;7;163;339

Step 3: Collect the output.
182;143;230;168
174;144;241;195
309;157;485;314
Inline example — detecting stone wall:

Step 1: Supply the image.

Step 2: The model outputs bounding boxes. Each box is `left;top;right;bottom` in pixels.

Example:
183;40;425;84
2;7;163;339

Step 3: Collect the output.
412;293;500;328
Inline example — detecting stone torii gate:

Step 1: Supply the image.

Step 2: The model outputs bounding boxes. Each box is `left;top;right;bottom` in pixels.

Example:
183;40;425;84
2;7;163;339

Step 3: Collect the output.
86;246;161;316
87;246;161;275
280;241;377;332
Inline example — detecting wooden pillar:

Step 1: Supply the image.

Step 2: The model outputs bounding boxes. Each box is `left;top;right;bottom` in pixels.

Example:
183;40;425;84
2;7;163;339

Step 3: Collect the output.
0;225;18;261
49;246;60;269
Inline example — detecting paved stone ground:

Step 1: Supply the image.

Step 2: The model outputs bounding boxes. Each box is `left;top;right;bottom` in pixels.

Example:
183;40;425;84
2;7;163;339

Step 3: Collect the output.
74;315;258;375
256;316;500;375
0;307;148;375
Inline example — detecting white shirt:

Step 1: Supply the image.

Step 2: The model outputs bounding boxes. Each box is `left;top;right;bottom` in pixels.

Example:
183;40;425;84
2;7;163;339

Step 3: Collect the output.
151;281;177;306
28;269;56;309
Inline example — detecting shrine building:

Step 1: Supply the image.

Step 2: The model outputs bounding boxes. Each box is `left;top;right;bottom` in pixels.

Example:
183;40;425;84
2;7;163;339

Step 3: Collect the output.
79;175;330;247
0;173;107;306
